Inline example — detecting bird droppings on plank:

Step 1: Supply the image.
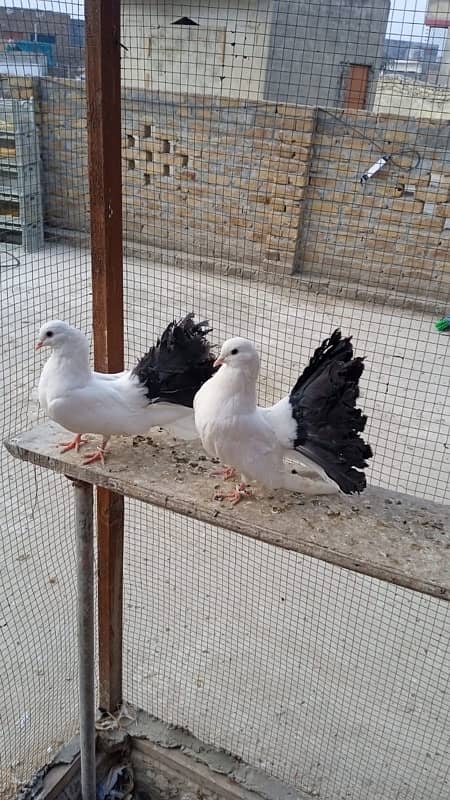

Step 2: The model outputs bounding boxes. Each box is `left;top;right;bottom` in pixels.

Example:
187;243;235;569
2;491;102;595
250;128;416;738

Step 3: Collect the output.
5;420;450;601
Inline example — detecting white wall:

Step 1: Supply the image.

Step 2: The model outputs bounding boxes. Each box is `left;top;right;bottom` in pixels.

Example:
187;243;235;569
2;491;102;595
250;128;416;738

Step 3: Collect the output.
121;0;272;99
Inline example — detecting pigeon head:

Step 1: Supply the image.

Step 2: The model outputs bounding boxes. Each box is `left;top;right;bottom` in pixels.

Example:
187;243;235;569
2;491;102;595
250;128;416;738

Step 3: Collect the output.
35;320;85;351
213;337;260;377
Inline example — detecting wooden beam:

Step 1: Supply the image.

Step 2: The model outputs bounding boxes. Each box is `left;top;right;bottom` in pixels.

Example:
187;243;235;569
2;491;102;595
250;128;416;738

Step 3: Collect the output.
6;422;450;603
85;0;124;712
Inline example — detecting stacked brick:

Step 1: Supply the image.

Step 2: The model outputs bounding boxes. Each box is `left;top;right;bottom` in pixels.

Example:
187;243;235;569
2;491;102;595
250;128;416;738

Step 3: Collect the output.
301;108;450;298
3;77;450;300
122;95;314;272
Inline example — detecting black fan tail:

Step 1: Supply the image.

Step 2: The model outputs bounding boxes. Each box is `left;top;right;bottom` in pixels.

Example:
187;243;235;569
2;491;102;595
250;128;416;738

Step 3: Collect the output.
133;313;216;407
290;330;373;494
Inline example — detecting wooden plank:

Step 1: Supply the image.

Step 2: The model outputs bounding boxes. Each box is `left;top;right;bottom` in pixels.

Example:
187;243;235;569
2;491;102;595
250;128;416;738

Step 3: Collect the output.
85;0;124;713
5;422;450;602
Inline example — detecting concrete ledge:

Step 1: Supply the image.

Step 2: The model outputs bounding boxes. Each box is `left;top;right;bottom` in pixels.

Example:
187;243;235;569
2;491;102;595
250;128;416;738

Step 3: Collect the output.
103;709;309;800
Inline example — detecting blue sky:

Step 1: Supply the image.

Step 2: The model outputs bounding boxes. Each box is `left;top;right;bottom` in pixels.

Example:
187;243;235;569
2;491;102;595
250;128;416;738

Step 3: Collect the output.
388;0;428;39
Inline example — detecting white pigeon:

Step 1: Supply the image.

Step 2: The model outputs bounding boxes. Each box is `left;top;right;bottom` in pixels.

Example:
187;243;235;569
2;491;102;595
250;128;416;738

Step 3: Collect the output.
194;330;372;504
36;314;216;464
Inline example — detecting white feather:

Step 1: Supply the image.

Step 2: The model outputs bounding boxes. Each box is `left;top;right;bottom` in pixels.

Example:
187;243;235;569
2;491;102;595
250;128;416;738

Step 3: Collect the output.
194;338;338;495
37;322;195;439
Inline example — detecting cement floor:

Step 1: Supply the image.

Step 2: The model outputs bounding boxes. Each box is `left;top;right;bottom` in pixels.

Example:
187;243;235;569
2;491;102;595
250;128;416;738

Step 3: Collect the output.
1;241;449;800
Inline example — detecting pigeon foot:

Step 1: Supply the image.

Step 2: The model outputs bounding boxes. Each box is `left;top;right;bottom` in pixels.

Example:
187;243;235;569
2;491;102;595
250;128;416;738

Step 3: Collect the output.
210;465;236;481
214;482;253;505
59;433;87;453
83;447;107;466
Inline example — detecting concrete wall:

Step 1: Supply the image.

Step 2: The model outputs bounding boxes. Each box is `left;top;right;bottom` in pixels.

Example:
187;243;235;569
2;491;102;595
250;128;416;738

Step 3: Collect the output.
38;78;89;232
121;0;389;108
264;0;390;109
0;52;47;77
121;0;272;99
374;74;450;120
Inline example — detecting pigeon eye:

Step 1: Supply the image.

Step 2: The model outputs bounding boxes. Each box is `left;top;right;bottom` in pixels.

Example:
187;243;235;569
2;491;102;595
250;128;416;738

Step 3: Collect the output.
47;331;53;338
231;348;238;355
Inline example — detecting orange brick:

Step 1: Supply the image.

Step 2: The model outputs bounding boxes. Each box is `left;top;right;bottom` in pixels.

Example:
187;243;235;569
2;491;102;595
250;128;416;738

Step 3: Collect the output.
415;188;450;203
437;203;450;218
288;173;308;188
275;130;314;146
148;151;189;166
248;192;270;204
390;198;424;213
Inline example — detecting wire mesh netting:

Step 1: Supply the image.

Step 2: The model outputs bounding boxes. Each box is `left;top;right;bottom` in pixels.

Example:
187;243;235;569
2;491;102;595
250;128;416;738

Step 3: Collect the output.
0;4;89;794
1;0;450;798
124;504;450;799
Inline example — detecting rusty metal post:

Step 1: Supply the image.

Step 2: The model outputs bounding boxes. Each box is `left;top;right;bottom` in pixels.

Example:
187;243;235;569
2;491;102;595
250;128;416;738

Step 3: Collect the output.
73;480;96;800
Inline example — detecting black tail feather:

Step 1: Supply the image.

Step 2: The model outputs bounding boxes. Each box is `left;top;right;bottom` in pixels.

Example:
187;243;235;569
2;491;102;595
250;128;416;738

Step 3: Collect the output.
133;313;216;407
290;329;373;494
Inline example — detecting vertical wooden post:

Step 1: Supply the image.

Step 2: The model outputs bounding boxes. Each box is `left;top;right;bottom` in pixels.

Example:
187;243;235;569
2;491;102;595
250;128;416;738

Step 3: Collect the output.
85;0;124;712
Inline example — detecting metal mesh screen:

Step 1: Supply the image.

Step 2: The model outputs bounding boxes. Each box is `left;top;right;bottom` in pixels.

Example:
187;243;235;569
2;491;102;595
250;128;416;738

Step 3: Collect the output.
0;6;89;795
123;502;450;799
120;0;450;797
1;0;450;799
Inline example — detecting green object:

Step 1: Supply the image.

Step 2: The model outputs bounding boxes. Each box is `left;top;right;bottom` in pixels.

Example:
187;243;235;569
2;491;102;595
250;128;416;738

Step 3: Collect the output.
435;316;450;332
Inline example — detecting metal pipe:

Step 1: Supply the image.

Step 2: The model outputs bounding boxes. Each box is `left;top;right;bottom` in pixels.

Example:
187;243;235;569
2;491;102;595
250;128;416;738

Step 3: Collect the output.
73;480;96;800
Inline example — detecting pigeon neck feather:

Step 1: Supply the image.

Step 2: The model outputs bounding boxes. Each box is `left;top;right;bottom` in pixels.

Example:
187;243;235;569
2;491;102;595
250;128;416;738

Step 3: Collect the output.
215;362;257;413
50;336;91;379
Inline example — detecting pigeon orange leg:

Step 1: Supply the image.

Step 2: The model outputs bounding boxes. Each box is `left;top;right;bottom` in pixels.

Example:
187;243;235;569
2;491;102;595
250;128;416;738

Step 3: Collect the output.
83;438;109;466
214;482;253;505
59;433;87;453
211;464;236;480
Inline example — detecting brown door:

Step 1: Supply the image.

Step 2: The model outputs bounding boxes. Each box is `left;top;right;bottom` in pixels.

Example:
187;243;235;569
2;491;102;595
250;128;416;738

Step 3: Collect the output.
344;64;369;109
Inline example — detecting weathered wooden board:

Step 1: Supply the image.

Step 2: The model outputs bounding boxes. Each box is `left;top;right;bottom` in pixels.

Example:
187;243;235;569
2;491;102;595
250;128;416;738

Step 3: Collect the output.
4;421;450;600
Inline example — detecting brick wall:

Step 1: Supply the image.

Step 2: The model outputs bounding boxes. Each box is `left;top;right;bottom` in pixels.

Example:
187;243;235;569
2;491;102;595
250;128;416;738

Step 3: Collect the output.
122;90;313;271
2;76;450;302
299;108;450;299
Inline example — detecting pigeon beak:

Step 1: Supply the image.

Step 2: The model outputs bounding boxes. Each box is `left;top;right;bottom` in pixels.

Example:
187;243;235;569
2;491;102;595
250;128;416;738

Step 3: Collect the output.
35;340;44;350
213;356;225;368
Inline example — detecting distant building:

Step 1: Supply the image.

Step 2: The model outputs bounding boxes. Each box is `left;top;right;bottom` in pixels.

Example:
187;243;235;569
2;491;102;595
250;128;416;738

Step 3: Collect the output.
425;0;450;86
384;39;439;79
121;0;390;109
0;7;84;78
425;0;450;27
